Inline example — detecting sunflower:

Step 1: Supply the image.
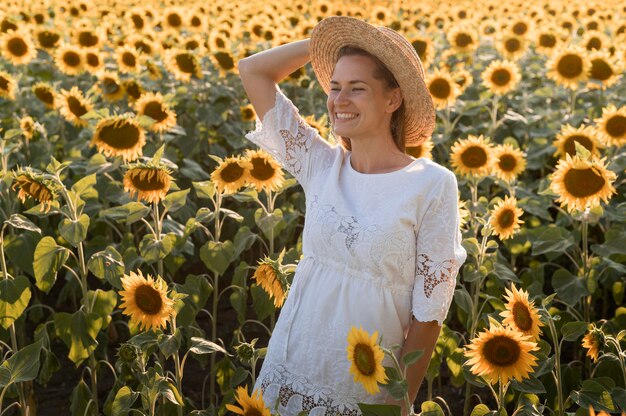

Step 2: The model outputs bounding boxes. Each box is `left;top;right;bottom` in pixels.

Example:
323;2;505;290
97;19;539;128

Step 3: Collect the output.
34;27;61;51
426;68;461;110
500;284;543;340
243;149;285;192
587;50;620;90
240;104;256;122
252;260;287;308
210;156;252;195
0;29;36;65
489;196;524;241
83;48;105;74
546;46;591;90
145;60;163;81
450;135;495;178
92;116;146;162
20;116;35;140
447;25;478;54
534;29;561;56
506;18;534;38
369;5;392;26
407;34;434;69
452;65;473;94
553;124;604;159
32;82;55;108
464;322;539;385
0;71;17;100
161;7;186;31
594;105;626;147
303;113;330;139
481;60;522;95
225;385;271;416
98;72;126;102
73;27;102;49
582;31;609;52
54;43;84;76
12;167;57;213
123;159;173;205
492;143;526;182
458;197;470;228
496;34;529;61
211;50;236;77
56;87;93;127
346;326;388;395
123;79;143;103
406;138;434;160
116;45;142;74
134;92;177;134
549;153;617;213
164;49;202;82
581;324;604;363
119;270;175;332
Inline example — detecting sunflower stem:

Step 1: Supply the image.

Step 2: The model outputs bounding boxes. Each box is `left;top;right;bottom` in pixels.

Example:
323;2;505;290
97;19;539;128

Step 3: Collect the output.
546;312;564;416
170;318;183;416
568;89;577;119
581;213;591;323
489;94;500;138
386;348;414;416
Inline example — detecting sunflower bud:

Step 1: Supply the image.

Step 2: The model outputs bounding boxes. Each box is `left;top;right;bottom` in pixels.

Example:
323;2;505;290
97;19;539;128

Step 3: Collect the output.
117;343;139;363
235;339;258;364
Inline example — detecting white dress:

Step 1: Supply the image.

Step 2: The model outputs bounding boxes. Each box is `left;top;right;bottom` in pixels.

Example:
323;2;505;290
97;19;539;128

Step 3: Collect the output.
244;87;467;416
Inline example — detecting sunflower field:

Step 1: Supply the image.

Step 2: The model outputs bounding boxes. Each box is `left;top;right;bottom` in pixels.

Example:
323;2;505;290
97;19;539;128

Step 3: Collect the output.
0;0;624;415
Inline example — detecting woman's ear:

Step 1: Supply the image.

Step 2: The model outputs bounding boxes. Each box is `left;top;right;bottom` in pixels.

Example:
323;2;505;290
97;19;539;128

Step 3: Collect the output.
387;88;402;113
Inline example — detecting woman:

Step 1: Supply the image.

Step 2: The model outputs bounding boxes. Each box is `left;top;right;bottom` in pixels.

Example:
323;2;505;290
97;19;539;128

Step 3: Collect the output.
237;16;467;416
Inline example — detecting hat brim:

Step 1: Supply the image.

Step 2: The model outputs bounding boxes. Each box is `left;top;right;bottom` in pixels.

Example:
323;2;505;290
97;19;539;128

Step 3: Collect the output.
310;16;435;146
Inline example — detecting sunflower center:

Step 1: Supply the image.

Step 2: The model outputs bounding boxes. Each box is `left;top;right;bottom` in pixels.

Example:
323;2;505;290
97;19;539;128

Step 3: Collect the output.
512;302;533;331
186;40;200;50
563;167;605;197
102;78;121;95
134;284;163;315
63;51;81;67
122;52;136;68
412;40;427;58
130;169;167;191
167;13;182;27
0;76;9;91
8;37;28;56
429;78;451;99
589;59;612;81
220;162;245;183
491;69;512;86
78;31;98;47
512;22;527;35
131;14;144;30
461;146;488;168
190;16;201;27
505;38;521;52
498;154;517;172
175;53;197;74
214;51;234;70
143;102;168;122
353;343;376;375
586;37;601;51
557;54;583;78
35;86;54;104
38;31;60;48
244;408;263;416
99;121;141;149
67;96;87;117
606;115;626;138
125;82;141;99
250;157;275;181
539;34;556;47
455;33;472;47
564;135;593;156
497;208;515;228
483;335;521;367
86;53;100;67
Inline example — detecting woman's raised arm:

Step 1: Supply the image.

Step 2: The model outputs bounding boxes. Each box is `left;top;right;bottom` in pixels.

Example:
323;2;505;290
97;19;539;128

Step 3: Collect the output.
237;39;311;121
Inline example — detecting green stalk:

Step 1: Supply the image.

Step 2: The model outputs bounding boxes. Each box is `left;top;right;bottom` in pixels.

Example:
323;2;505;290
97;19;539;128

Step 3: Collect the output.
170;318;183;416
209;192;222;407
490;94;500;138
385;348;414;416
581;214;591;323
547;314;564;416
153;202;164;280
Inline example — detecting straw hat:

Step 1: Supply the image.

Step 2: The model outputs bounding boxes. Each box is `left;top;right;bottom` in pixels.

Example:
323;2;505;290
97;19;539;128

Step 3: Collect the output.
310;16;435;147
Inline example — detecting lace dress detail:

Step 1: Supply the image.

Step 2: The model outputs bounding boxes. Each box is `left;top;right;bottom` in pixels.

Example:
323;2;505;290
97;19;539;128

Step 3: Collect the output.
243;87;467;416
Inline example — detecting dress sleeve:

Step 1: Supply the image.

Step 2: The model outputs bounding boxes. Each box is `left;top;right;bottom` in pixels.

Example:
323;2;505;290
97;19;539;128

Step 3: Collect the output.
412;171;467;326
244;87;335;192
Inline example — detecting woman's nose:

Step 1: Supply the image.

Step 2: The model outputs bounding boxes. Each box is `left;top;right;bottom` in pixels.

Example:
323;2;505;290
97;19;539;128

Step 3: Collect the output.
333;89;350;106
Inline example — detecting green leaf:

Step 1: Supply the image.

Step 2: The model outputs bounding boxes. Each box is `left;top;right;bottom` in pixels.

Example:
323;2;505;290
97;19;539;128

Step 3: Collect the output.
510;376;546;394
402;349;423;367
159;380;184;405
454;287;473;314
189;336;228;355
591;228;626;257
527;226;575;256
5;214;41;234
233;226;257;258
86;289;117;329
574;140;591;160
470;404;491;416
33;236;70;293
59;213;90;247
254;207;284;239
162;189;190;213
111;386;139;416
87;246;125;289
561;321;589;341
158;330;181;359
0;339;43;388
552;269;588;306
71;174;98;200
3;128;22;139
420;401;445;416
100;202;151;224
193;181;215;199
139;233;174;263
173;274;212;327
0;276;31;329
54;310;102;366
152;144;165;165
200;240;235;275
70;379;94;416
356;403;401;416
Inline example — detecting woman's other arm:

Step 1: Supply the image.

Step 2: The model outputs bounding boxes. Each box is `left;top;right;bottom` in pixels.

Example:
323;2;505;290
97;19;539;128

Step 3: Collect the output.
237;39;311;121
384;318;441;415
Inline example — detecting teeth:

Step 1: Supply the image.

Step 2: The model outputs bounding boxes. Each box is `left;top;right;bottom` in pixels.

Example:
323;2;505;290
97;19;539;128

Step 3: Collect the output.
336;113;358;120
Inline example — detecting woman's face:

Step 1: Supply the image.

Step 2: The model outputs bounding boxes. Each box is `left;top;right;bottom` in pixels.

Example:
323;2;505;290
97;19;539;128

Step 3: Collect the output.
327;54;401;142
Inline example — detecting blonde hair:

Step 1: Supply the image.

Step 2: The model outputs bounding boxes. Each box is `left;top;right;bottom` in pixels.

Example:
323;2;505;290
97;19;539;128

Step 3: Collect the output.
331;45;406;152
